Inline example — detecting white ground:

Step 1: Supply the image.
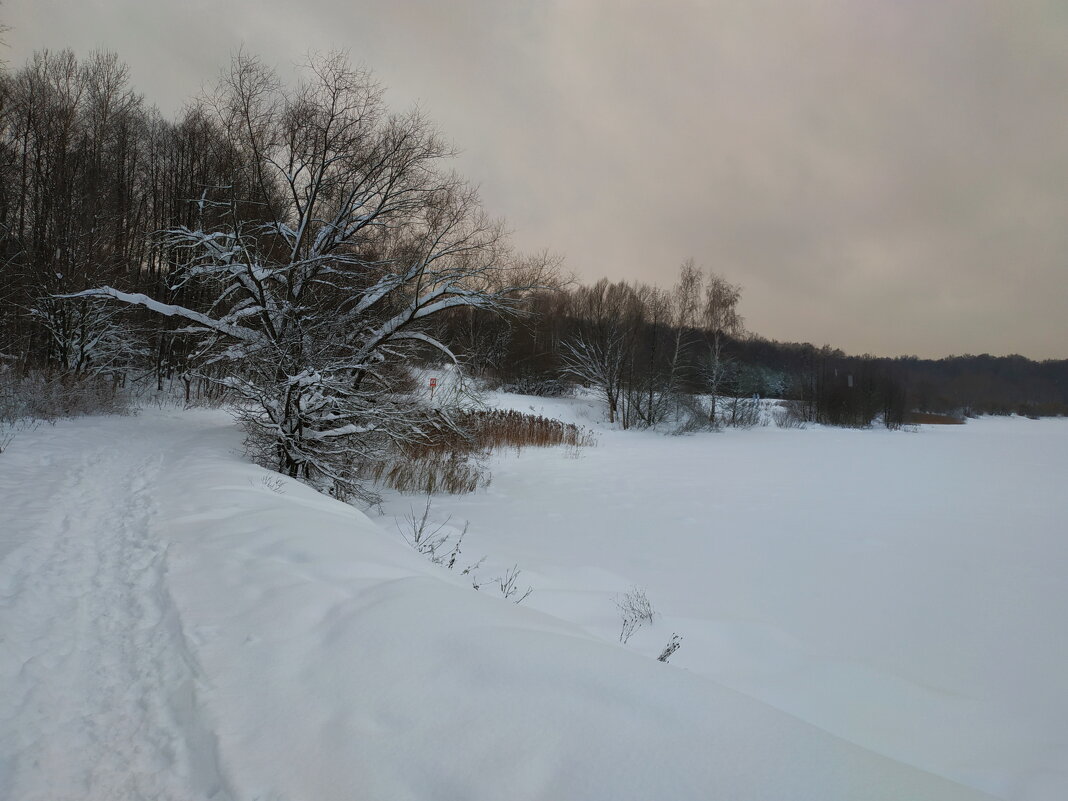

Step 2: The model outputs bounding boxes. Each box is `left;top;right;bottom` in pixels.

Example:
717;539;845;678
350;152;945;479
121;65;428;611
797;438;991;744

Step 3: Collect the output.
0;396;1061;800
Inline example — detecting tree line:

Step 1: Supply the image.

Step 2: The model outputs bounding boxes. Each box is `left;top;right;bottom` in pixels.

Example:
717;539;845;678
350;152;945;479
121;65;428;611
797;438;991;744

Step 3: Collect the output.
443;277;1068;425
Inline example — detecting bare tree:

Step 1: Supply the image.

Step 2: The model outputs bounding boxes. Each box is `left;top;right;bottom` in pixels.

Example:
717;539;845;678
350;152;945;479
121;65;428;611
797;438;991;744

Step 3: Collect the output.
559;329;628;423
559;279;642;425
70;52;541;500
624;284;673;428
698;268;743;425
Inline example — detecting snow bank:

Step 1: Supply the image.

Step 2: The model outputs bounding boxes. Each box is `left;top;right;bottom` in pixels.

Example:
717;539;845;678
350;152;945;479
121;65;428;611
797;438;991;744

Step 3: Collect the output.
0;408;992;800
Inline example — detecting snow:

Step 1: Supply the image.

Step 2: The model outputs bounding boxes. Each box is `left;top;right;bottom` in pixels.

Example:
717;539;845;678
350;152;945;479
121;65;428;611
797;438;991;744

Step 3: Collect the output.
2;401;1057;800
379;393;1068;800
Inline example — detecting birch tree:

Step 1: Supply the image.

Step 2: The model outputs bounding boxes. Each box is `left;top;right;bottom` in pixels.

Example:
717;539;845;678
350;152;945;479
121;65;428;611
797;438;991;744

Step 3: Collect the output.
700;269;744;425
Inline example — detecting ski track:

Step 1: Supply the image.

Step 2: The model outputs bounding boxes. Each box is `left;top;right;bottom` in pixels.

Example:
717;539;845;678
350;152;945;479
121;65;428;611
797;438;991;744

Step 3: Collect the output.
0;421;230;801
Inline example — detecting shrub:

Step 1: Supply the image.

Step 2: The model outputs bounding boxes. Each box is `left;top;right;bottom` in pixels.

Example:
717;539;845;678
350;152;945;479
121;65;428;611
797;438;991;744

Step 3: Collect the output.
494;376;572;397
772;400;810;429
0;369;132;423
396;496;471;568
722;395;763;428
494;564;533;604
671;393;715;435
616;586;655;644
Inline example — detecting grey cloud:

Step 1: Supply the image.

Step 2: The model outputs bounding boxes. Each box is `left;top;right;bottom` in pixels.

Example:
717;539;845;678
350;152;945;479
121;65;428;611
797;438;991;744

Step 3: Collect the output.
6;0;1067;357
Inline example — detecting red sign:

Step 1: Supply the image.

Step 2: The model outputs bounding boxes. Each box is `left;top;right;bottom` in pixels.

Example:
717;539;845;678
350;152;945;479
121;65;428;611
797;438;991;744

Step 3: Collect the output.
429;378;437;388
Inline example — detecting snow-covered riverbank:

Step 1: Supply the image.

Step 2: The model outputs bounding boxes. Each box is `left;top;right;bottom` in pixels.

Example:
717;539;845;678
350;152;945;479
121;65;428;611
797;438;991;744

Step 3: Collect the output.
4;402;1060;800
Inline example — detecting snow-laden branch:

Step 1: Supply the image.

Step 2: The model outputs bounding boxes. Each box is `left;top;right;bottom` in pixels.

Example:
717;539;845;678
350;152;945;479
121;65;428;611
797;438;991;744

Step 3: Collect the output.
59;287;263;344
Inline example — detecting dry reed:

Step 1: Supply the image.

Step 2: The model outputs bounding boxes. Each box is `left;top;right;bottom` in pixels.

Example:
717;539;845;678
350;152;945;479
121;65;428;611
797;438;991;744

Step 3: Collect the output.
360;409;595;494
904;411;965;425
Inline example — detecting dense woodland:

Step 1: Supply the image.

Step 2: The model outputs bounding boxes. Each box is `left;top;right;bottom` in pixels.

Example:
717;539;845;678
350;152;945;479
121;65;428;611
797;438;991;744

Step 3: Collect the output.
1;47;1066;491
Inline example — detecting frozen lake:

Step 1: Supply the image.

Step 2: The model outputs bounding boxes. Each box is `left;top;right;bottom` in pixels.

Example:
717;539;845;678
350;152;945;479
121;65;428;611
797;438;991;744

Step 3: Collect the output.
379;400;1068;800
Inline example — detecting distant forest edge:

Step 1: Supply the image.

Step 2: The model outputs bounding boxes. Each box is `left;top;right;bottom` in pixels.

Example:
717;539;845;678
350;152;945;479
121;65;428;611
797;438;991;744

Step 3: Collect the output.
2;46;1066;444
449;290;1068;424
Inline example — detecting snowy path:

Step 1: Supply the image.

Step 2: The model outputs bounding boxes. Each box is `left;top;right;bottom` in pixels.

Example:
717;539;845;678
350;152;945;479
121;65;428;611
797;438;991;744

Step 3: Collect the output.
0;417;228;801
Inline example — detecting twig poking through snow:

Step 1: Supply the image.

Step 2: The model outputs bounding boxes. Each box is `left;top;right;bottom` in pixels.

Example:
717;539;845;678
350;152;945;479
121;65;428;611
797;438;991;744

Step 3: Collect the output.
495;564;533;604
396;496;485;573
256;475;287;494
657;634;682;663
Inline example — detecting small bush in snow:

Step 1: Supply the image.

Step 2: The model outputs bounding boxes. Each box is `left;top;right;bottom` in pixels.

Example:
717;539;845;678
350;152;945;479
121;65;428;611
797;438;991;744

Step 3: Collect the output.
722;396;763;429
259;475;287;494
657;634;682;663
772;400;810;429
395;496;487;576
671;393;715;435
397;497;467;568
495;564;533;604
616;586;655;644
0;414;39;455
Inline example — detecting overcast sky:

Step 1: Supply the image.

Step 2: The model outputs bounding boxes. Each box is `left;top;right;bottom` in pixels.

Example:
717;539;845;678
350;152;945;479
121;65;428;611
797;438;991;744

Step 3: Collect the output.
6;0;1068;358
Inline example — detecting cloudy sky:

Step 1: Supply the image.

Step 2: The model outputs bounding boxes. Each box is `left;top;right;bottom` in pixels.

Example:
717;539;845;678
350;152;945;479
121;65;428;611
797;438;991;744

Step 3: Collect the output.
7;0;1068;358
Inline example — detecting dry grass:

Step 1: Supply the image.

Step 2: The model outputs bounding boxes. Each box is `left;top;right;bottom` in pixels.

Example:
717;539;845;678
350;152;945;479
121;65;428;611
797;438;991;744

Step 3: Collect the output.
359;450;490;495
905;411;965;425
463;409;596;452
360;409;595;495
399;409;595;460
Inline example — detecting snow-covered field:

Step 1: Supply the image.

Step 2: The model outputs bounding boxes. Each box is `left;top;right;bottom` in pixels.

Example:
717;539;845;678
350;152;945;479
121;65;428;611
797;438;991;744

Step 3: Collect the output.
382;394;1068;800
1;396;1063;800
